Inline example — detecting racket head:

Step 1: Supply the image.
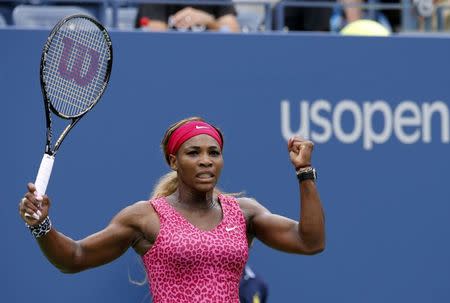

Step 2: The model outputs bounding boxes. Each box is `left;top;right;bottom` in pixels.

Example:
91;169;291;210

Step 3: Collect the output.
40;14;113;119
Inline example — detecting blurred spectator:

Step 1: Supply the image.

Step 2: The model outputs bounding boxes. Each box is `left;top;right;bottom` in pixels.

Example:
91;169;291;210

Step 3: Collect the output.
341;0;363;23
332;0;402;32
273;0;334;31
239;265;269;303
135;1;240;32
272;0;367;32
439;0;450;30
378;0;401;31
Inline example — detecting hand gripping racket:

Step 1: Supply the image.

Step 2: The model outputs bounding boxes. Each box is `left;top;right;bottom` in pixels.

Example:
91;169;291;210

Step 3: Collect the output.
32;14;113;202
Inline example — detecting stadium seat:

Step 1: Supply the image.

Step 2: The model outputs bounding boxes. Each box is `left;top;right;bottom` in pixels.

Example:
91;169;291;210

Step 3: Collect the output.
12;5;94;28
233;0;268;32
106;6;137;30
236;9;263;32
0;1;16;25
0;12;6;26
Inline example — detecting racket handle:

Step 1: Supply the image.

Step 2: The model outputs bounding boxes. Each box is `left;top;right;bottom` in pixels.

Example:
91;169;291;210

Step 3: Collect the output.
35;154;55;196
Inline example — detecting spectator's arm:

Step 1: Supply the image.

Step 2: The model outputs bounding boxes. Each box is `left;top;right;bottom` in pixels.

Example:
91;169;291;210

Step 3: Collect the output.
170;7;240;32
142;20;169;31
211;14;240;32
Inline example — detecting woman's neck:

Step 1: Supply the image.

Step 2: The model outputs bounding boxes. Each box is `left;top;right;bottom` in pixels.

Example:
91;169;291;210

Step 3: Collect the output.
170;188;217;210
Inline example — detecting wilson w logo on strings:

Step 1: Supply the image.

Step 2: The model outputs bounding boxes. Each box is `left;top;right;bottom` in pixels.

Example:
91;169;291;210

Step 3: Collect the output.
58;37;100;86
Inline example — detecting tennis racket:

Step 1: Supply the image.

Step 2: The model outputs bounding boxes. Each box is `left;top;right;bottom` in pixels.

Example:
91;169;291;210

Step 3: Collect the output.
31;14;113;205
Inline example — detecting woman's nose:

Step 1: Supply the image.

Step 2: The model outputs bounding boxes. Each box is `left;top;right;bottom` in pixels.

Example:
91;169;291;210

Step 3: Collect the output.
199;154;213;167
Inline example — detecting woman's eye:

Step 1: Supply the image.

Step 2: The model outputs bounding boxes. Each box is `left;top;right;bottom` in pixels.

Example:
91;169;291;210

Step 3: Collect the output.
210;150;221;156
187;151;198;155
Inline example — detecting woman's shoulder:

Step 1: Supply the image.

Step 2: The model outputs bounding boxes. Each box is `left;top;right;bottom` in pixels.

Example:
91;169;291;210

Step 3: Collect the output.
235;195;252;202
130;196;167;209
218;192;252;202
116;200;158;222
129;199;156;210
236;196;269;215
219;194;267;215
236;196;258;206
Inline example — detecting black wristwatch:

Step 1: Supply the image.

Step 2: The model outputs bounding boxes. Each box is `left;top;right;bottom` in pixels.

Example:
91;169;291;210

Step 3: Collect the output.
296;167;317;182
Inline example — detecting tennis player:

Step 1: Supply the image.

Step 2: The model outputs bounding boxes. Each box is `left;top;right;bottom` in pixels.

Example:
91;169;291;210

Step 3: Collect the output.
18;117;325;302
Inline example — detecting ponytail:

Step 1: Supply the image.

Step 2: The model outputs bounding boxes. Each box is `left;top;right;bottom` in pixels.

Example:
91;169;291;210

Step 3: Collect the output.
150;171;178;199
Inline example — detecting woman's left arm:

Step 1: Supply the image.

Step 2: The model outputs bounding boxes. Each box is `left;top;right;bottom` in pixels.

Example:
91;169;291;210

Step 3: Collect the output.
242;136;325;255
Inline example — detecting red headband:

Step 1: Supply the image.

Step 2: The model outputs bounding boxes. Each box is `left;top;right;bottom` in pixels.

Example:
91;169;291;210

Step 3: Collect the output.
166;121;223;156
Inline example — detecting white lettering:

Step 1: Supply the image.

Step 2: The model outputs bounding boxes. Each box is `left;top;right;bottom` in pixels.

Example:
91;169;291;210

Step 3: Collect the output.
281;100;310;140
422;101;450;143
363;101;393;150
310;100;332;143
280;99;450;150
333;100;362;144
394;101;421;144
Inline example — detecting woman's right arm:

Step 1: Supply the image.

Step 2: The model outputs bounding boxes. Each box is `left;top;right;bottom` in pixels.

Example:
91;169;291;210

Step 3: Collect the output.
19;183;149;273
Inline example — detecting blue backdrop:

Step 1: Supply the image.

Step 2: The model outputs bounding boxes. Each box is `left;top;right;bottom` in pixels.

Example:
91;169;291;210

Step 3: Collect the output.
1;28;449;302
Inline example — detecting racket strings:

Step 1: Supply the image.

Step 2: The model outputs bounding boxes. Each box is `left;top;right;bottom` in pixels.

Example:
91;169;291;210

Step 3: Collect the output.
43;17;110;118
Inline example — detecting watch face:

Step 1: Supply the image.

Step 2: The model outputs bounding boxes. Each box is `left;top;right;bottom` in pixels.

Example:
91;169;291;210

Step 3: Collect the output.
297;168;317;182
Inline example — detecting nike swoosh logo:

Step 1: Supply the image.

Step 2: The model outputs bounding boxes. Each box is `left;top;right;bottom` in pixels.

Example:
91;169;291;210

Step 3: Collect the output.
195;125;209;129
225;226;237;232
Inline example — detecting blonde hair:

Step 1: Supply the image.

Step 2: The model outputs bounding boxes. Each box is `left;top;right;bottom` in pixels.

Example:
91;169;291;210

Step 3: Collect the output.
150;171;178;199
151;117;225;199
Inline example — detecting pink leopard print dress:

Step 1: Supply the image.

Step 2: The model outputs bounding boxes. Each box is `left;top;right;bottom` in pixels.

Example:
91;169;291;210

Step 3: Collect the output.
142;194;249;303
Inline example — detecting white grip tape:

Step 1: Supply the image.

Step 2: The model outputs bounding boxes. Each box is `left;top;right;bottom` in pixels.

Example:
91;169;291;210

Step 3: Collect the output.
34;154;55;196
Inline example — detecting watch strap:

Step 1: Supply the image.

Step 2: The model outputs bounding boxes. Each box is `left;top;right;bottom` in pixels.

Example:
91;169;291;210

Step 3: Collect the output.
296;167;317;182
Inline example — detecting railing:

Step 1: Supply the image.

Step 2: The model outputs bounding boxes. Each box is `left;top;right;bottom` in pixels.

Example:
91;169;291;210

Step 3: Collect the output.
109;0;272;30
0;0;108;24
0;0;449;32
274;0;449;32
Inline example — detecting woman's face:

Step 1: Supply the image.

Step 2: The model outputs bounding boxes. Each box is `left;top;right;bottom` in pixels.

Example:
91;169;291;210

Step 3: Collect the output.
169;134;224;193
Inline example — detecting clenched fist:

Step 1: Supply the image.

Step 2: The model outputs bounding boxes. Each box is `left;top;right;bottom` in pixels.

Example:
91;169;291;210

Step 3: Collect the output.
288;136;314;170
